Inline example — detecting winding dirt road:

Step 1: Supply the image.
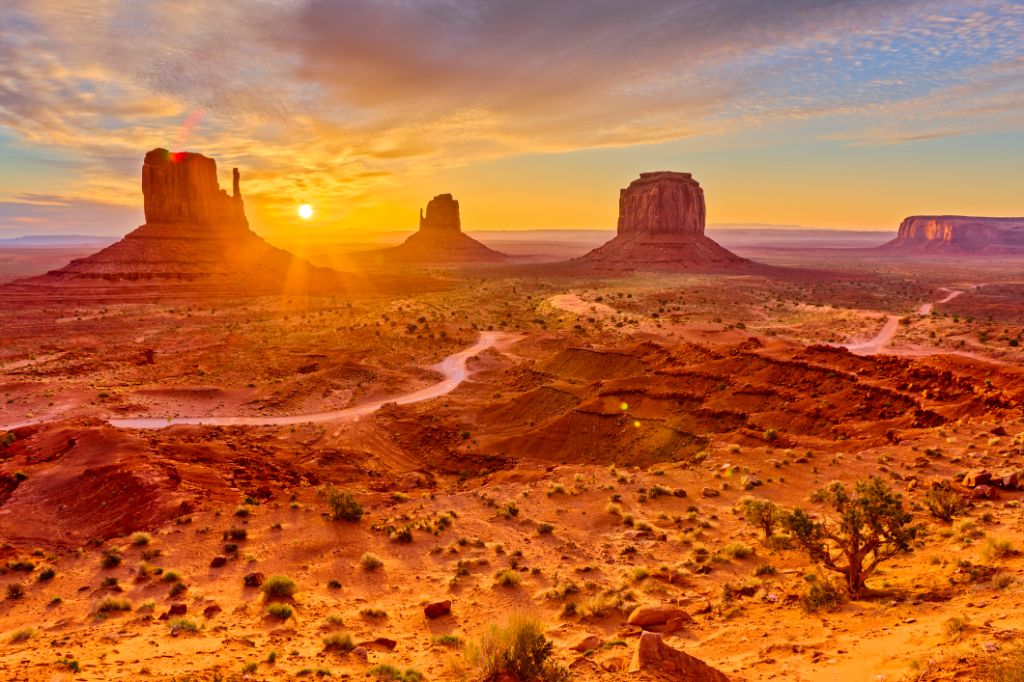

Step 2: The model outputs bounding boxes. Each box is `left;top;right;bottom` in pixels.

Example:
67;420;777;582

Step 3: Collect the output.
106;331;522;430
843;288;965;355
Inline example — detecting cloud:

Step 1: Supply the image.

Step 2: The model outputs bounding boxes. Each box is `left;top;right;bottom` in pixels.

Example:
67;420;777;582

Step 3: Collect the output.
0;0;1020;233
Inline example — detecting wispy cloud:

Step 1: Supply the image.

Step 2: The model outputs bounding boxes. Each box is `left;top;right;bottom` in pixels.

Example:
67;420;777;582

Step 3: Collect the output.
0;0;1020;233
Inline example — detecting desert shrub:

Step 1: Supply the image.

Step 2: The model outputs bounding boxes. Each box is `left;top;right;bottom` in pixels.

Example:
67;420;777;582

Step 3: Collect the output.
96;598;131;613
322;485;364;522
9;628;32;643
763;428;779;443
261;575;297;600
988;643;1024;682
168;618;198;634
130;532;152;546
390;526;413;543
162;570;181;583
718;542;754;560
360;553;383;571
266;603;293;620
738;497;782;539
800;577;846;613
432;634;463;647
982;538;1017;562
8;560;34;572
37;567;55;582
169;582;187;598
537;522;554;535
360;607;387;619
6;583;24;600
323;633;355;652
234;506;251;518
368;665;424;681
945;615;970;641
924;483;966;523
785;477;920;596
466;614;569;682
56;659;80;673
101;548;122;569
224;528;247;541
493;569;521;588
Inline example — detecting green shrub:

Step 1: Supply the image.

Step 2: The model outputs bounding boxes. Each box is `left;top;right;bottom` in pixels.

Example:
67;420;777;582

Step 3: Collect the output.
983;538;1017;562
360;553;383;571
987;643;1024;682
168;618;199;634
9;628;32;643
800;577;846;613
466;614;569;682
261;575;297;600
38;567;56;582
130;532;152;546
266;603;293;620
493;569;521;588
6;583;24;600
924;483;966;523
96;598;132;613
323;633;355;652
368;665;424;681
322;486;364;522
101;548;122;569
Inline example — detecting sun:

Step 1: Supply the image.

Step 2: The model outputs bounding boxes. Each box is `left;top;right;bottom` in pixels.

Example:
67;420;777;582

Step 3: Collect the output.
298;203;313;220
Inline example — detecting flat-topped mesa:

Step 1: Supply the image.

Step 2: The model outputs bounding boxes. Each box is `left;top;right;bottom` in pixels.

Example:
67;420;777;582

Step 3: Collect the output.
890;216;1024;250
618;171;705;237
419;193;461;232
142;148;247;228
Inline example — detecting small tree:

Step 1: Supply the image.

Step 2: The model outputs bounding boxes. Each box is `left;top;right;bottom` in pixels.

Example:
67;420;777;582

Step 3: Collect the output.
784;477;920;597
738;497;781;540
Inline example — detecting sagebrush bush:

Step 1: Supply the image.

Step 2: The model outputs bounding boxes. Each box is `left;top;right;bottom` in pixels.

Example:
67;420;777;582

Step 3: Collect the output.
323;485;364;522
466;614;569;682
261;575;297;600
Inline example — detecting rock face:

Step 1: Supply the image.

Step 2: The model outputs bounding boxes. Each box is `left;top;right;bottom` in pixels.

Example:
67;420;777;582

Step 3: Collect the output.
419;194;461;232
630;632;730;680
617;172;705;236
578;171;747;271
142;149;247;228
20;149;341;293
356;193;508;264
882;216;1024;253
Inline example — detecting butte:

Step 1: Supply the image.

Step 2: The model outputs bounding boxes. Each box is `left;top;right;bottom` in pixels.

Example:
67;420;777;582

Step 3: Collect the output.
576;171;747;272
356;193;508;265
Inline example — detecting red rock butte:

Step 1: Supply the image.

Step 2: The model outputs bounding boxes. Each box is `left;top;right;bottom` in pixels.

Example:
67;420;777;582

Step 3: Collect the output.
355;193;508;264
578;171;747;271
13;148;344;293
882;215;1024;253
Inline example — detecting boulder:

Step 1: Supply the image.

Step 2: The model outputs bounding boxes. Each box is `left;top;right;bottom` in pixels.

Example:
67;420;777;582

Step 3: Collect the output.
963;470;992;488
629;632;730;680
210;555;227;568
203;604;222;618
627;605;693;629
701;487;720;498
424;600;452;619
168;603;187;616
571;634;604;652
243;572;265;587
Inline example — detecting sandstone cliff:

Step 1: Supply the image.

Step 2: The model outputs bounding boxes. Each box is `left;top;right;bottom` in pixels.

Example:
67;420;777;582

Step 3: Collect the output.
142;149;247;228
618;172;705;236
883;216;1024;253
577;171;747;271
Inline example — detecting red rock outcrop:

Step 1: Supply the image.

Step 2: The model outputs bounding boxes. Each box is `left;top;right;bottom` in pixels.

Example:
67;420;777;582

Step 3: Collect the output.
419;193;461;232
629;632;730;680
15;149;347;293
355;193;508;265
882;216;1024;253
142;149;247;228
618;172;705;236
577;171;747;271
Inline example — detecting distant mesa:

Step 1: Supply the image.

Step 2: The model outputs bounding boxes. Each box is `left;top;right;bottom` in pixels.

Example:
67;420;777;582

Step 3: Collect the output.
576;171;748;271
15;148;340;293
356;193;508;264
881;215;1024;253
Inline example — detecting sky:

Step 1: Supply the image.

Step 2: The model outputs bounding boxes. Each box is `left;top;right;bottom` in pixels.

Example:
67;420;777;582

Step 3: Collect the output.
0;0;1021;240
